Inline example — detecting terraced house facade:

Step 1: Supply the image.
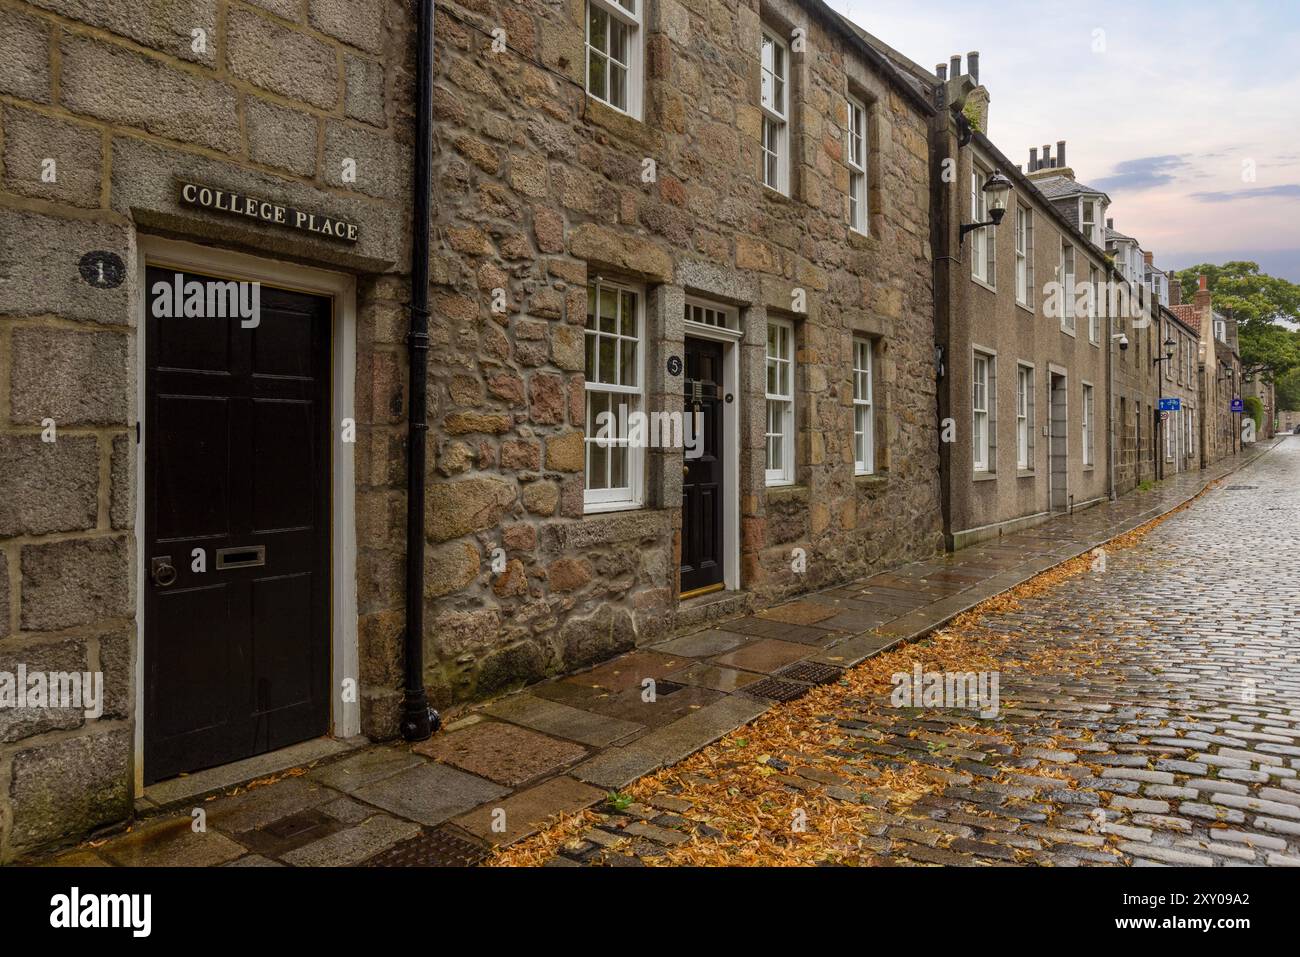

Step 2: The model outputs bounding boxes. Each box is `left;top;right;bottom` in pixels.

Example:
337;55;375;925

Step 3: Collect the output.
0;0;944;860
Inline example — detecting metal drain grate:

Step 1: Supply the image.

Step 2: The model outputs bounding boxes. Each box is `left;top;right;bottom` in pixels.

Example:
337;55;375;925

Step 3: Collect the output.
776;661;844;685
744;676;811;702
363;828;490;867
650;678;686;696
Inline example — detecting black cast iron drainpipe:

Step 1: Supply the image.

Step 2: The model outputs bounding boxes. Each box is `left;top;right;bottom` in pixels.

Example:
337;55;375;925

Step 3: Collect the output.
402;0;440;742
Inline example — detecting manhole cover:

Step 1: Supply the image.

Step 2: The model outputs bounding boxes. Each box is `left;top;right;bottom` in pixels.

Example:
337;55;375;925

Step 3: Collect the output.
744;677;811;702
776;661;843;685
363;828;490;867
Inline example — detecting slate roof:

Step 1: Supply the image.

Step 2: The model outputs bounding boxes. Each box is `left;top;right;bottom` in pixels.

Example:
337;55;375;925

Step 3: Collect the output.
1106;225;1136;244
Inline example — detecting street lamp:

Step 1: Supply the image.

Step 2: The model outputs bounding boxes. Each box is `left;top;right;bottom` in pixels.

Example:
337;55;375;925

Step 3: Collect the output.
959;171;1013;244
1152;336;1176;368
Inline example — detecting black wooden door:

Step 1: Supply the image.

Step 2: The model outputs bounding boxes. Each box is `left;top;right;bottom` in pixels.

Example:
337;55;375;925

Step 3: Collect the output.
681;337;724;595
144;266;330;784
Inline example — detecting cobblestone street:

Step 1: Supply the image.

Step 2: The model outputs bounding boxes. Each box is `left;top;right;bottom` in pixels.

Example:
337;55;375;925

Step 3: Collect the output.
501;438;1300;866
29;440;1296;867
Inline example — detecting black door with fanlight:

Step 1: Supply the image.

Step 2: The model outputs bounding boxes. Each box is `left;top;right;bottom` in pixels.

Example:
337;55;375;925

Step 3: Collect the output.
143;265;331;784
680;337;724;596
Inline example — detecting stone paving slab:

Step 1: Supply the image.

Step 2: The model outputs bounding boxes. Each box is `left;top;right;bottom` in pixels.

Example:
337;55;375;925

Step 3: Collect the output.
100;815;247;867
281;815;421;867
413;720;587;787
351;762;509;827
482;693;645;747
307;746;422;794
572;695;770;789
452;775;604;845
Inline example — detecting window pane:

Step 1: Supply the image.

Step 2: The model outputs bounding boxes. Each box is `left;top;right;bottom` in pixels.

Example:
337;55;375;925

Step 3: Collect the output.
585;332;597;379
610;62;626;109
589;7;607;52
599;335;616;383
588;51;606;100
620;291;636;335
620;338;637;386
610;442;627;489
599;287;618;332
610;19;628;65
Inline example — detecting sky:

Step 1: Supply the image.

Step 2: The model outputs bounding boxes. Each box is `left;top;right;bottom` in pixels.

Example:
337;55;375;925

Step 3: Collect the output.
840;0;1300;282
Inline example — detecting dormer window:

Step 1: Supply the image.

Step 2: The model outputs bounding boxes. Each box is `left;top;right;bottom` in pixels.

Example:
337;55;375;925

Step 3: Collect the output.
1081;199;1103;247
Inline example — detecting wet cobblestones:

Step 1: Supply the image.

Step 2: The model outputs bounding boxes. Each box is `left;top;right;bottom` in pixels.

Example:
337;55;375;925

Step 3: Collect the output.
531;440;1300;866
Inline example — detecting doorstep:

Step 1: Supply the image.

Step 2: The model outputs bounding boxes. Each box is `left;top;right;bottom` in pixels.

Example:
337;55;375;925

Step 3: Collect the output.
138;735;365;812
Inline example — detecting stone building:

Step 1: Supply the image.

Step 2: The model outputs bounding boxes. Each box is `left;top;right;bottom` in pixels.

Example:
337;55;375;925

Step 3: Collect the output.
926;57;1111;548
0;0;944;860
1105;221;1160;493
1156;306;1200;476
1171;276;1243;467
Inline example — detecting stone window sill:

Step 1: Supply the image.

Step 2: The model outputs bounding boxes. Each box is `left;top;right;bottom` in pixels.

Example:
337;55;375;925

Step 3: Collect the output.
973;472;998;482
766;483;809;504
855;473;889;489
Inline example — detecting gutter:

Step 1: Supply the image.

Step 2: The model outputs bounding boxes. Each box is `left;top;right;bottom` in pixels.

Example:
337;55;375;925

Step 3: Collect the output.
401;0;440;742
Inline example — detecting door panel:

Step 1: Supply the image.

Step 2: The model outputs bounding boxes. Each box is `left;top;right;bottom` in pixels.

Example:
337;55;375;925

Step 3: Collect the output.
681;337;725;594
144;265;330;785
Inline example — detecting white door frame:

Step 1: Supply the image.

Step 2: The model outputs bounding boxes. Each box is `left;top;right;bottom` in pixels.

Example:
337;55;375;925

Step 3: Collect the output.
683;318;741;591
133;235;360;794
1048;364;1069;512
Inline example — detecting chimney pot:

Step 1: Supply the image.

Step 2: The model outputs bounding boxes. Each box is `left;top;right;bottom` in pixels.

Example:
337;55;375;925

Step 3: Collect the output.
1057;140;1066;168
950;55;962;79
1042;144;1052;168
967;51;980;84
936;63;947;82
1029;147;1038;170
1198;274;1207;291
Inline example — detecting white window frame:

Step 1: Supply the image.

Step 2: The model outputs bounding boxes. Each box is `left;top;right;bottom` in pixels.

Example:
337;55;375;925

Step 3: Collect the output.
585;0;643;118
1060;241;1076;334
852;337;874;475
846;94;867;234
1016;363;1034;471
584;278;645;511
760;30;789;195
971;167;995;287
973;350;994;472
1081;198;1102;247
1014;205;1032;307
1088;263;1100;344
765;317;795;485
1082;382;1095;467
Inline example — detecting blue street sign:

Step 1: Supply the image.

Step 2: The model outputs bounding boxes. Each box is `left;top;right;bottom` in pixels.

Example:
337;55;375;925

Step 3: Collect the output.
1231;398;1245;413
1159;398;1181;412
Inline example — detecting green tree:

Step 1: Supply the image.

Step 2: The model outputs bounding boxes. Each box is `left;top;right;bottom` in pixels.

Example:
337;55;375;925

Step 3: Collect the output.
1176;261;1300;382
1278;367;1300;411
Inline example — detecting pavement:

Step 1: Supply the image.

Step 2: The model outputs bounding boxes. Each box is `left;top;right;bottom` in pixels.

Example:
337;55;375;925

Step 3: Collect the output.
26;437;1291;867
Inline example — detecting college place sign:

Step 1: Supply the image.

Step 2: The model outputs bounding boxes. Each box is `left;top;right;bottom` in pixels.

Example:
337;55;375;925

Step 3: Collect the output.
178;180;358;243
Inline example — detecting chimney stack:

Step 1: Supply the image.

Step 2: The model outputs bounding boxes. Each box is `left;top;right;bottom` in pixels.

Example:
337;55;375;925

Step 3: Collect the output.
1169;271;1182;306
1056;140;1066;169
936;62;947;82
1144;251;1154;266
1029;147;1038;171
1106;217;1114;229
1194;274;1212;318
950;54;962;80
967;51;980;84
